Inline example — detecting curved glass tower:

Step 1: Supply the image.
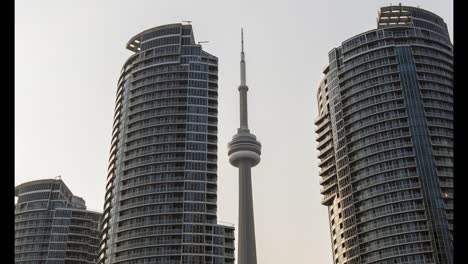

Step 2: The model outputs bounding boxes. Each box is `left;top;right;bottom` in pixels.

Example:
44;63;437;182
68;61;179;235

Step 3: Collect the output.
315;5;453;264
98;23;235;264
15;179;102;263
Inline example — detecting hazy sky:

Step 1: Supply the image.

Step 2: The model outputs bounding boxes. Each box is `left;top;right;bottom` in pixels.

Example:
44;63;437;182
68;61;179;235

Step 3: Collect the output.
15;1;452;263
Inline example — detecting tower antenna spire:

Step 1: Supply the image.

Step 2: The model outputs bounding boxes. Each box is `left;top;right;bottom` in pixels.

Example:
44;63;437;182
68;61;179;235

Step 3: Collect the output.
240;28;246;87
239;28;248;130
241;28;244;53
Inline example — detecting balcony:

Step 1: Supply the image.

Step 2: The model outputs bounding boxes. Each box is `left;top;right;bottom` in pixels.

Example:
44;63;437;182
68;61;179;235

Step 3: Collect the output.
321;191;336;206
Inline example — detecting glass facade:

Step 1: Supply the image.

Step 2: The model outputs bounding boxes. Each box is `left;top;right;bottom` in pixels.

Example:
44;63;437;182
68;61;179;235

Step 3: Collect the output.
98;24;235;264
14;179;102;264
315;5;453;264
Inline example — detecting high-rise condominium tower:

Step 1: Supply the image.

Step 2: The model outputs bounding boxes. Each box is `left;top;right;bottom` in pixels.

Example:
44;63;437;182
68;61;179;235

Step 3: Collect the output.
98;23;235;264
227;29;262;264
14;178;102;263
315;5;453;264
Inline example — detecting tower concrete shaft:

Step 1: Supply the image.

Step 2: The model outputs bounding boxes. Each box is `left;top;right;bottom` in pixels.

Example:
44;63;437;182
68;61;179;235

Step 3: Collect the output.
238;162;257;264
228;29;261;264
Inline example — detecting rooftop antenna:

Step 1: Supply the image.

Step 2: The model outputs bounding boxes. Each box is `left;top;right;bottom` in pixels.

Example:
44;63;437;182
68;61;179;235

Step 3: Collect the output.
241;28;244;53
182;20;192;24
198;41;209;44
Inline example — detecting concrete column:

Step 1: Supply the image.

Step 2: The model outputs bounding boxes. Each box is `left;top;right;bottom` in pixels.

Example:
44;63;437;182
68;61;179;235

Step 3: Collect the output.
238;160;257;264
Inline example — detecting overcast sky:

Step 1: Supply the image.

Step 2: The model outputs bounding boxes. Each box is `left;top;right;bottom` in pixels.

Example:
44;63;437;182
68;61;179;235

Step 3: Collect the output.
15;0;452;263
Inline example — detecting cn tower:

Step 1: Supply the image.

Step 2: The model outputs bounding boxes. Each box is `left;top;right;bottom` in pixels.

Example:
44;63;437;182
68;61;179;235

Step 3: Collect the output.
228;29;261;264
